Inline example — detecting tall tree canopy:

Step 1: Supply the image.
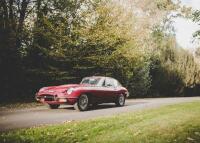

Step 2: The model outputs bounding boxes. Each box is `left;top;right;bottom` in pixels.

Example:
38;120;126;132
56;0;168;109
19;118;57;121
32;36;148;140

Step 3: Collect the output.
0;0;200;101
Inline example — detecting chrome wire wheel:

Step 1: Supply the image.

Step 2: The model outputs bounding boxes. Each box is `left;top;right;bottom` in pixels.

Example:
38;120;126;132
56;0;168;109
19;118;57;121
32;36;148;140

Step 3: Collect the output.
119;95;125;106
76;94;89;111
116;94;125;107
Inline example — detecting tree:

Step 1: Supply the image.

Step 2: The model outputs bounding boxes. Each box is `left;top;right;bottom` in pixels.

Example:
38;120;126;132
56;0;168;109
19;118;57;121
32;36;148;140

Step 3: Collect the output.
0;0;33;98
195;47;200;58
1;0;200;101
193;10;200;40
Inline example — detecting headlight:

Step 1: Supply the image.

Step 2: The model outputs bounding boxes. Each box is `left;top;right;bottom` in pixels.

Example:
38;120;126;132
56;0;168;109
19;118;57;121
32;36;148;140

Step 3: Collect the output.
67;88;75;94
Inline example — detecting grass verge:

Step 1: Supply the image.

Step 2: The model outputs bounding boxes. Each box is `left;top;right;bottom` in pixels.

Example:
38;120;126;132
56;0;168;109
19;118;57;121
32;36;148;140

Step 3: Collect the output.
1;101;200;143
0;97;42;110
0;101;42;110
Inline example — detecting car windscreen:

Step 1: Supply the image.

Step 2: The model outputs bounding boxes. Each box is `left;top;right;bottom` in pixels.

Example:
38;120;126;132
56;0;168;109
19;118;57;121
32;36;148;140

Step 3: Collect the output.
81;78;101;85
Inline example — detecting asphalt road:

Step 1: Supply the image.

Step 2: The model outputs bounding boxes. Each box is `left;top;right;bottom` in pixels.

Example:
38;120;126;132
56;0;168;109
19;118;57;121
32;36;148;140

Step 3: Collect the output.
0;97;200;132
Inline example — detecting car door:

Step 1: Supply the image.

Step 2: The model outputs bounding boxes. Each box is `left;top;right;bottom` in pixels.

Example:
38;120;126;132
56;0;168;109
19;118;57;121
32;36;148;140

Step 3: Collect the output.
103;78;118;101
86;77;106;102
91;78;114;102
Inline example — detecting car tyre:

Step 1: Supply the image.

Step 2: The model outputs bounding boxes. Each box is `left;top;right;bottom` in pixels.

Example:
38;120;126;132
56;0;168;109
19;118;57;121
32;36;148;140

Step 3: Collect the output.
115;94;125;107
49;104;60;109
74;94;90;111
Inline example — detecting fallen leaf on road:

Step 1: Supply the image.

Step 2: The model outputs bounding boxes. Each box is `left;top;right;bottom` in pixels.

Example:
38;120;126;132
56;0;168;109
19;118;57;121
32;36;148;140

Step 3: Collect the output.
63;120;74;124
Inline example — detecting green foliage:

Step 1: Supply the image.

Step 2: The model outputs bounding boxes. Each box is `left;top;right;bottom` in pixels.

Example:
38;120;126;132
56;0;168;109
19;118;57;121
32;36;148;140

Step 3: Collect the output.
193;10;200;39
150;26;200;96
195;47;200;58
0;0;200;100
155;0;175;10
108;43;151;97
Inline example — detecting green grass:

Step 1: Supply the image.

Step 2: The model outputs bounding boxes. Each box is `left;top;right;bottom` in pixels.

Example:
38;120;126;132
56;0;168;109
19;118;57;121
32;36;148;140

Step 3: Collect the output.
1;102;200;143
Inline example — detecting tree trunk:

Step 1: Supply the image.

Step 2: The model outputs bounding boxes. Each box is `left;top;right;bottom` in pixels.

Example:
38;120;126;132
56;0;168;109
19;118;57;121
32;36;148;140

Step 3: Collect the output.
1;0;9;29
16;0;30;49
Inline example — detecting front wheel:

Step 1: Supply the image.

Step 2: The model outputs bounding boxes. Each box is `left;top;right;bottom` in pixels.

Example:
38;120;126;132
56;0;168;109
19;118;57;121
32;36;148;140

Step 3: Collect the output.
49;104;60;109
115;94;125;107
74;94;90;111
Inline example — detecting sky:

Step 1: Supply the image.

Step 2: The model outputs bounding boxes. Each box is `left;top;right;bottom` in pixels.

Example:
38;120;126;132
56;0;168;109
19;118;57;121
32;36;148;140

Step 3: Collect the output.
173;0;200;49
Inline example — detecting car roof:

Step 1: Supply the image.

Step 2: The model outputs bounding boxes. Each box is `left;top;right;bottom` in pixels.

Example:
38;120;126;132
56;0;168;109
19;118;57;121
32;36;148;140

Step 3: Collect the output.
83;76;114;79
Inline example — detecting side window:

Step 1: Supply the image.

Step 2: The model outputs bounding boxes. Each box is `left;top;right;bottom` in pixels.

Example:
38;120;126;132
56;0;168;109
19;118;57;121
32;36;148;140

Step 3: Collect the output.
105;78;115;87
113;79;118;87
117;81;122;87
102;79;106;86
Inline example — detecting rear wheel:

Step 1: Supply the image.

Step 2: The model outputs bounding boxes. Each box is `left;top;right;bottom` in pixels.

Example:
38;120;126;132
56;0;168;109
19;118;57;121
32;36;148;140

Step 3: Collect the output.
115;94;125;107
74;94;89;111
49;104;60;109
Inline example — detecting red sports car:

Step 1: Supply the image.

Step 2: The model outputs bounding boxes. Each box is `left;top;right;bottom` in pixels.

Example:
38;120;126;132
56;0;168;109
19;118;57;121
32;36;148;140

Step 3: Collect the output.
35;76;129;111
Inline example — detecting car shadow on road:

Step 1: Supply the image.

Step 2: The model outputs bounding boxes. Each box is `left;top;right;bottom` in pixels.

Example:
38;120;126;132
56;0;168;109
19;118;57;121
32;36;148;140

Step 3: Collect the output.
89;104;117;110
88;102;147;111
59;102;147;111
58;104;116;111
